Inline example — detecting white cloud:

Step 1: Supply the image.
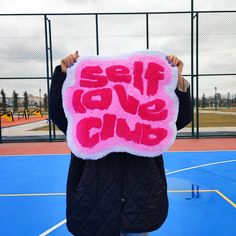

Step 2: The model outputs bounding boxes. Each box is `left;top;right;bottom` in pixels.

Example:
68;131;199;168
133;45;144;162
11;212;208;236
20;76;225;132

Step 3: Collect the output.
1;0;235;14
0;0;235;98
0;0;190;13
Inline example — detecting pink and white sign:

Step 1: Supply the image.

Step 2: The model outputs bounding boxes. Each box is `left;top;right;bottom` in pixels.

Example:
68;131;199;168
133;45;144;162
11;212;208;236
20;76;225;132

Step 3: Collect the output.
62;51;179;160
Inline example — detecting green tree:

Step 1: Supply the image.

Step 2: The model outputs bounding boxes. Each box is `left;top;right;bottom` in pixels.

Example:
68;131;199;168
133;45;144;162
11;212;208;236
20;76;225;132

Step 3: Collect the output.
43;93;48;112
12;90;18;113
201;93;207;108
23;91;29;110
0;89;7;112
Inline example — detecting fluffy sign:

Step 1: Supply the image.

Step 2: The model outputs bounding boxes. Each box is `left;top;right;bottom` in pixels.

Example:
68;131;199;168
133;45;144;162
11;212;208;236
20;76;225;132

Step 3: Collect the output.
62;51;179;160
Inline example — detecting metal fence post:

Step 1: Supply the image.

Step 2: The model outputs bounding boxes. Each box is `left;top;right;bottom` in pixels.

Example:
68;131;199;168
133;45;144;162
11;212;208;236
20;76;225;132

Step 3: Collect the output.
95;14;99;55
146;13;149;50
44;14;52;141
191;0;195;137
48;18;56;140
196;12;199;138
0;11;235;142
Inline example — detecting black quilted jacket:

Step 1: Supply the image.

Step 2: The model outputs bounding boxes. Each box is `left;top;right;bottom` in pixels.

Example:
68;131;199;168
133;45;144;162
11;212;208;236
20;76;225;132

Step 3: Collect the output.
49;66;192;236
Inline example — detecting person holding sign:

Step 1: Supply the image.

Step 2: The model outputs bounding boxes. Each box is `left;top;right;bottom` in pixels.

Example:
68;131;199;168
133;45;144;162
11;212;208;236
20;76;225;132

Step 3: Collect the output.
49;50;192;236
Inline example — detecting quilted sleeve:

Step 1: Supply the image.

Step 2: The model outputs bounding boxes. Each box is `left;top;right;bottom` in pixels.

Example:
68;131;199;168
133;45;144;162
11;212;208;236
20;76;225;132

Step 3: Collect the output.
175;86;192;131
49;65;68;135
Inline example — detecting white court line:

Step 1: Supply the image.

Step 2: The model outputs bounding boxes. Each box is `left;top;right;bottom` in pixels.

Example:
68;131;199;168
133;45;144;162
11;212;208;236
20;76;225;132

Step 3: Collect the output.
39;219;67;236
166;150;236;153
39;158;236;235
166;159;236;176
1;150;235;158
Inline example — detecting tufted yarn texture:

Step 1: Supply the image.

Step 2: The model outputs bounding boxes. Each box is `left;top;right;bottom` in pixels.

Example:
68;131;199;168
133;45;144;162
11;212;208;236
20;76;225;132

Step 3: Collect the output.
62;51;179;160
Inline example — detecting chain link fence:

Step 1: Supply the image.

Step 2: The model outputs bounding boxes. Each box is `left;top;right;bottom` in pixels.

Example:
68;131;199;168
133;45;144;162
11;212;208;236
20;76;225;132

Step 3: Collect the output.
0;11;236;142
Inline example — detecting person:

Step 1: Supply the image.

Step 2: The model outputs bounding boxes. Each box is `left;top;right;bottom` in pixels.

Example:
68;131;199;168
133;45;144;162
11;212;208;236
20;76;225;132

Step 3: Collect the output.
49;50;192;236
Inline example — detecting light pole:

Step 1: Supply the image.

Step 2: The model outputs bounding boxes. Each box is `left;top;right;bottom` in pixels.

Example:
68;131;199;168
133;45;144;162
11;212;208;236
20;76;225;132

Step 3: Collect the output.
214;87;217;111
39;89;42;110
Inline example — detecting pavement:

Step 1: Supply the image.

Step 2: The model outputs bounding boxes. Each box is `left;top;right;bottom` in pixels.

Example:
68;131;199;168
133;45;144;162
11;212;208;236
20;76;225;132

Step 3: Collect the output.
1;119;236;140
1;120;64;140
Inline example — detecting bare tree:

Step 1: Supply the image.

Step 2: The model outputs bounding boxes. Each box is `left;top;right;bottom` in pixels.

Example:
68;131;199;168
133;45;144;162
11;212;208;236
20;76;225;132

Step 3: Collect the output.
201;93;207;108
23;91;29;110
13;90;19;113
43;93;48;112
0;89;7;112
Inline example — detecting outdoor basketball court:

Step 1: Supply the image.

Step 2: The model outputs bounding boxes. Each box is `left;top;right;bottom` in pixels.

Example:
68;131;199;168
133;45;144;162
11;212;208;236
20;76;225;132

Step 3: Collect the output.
0;143;235;236
1;0;236;235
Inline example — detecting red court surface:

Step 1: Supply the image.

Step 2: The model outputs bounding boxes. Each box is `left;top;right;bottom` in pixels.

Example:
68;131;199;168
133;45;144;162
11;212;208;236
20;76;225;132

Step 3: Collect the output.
1;116;47;128
0;138;235;155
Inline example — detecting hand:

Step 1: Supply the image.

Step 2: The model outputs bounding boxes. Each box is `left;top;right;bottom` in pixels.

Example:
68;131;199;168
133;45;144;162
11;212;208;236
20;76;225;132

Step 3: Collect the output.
61;50;79;73
166;55;185;90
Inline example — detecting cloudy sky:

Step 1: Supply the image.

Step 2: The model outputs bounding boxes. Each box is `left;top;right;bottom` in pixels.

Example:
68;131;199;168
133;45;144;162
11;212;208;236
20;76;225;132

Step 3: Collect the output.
0;0;236;99
1;0;236;13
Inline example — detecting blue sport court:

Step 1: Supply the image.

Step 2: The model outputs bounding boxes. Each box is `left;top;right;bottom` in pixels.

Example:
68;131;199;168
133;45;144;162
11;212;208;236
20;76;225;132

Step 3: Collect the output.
0;151;235;236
